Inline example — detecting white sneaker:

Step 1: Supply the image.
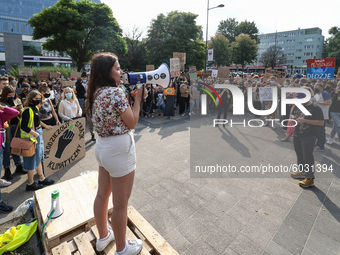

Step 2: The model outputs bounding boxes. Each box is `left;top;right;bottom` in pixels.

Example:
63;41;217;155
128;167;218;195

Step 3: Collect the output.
188;112;191;116
181;113;185;116
326;137;333;145
114;239;143;255
96;229;115;252
0;179;12;188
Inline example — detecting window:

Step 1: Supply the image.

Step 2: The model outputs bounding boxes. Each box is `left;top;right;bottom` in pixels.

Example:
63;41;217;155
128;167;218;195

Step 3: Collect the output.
287;39;295;43
0;42;4;53
296;49;302;52
304;52;313;56
23;41;42;56
297;42;303;45
278;41;284;45
269;41;275;45
296;57;301;59
286;53;294;56
306;38;314;42
288;32;295;36
304;45;314;49
286;46;295;50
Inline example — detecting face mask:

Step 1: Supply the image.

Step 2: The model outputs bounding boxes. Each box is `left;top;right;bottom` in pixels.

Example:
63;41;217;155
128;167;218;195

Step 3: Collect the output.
31;99;41;106
314;88;320;94
6;97;14;101
270;81;275;84
52;81;56;84
83;80;86;83
38;82;41;85
44;93;51;98
65;93;73;99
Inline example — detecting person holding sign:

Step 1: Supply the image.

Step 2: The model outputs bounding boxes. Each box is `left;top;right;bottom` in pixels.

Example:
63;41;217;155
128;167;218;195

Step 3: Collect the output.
20;91;55;191
87;52;146;254
38;85;61;126
58;87;82;122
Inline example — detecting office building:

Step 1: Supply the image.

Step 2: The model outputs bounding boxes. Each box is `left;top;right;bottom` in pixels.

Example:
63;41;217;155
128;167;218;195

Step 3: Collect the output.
257;27;324;74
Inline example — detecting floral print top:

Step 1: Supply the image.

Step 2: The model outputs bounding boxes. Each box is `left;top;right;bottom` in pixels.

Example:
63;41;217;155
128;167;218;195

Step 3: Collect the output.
92;86;130;137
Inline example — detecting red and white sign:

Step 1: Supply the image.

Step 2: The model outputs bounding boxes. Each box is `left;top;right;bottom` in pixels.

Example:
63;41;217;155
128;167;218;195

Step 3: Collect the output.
208;49;214;62
307;58;336;68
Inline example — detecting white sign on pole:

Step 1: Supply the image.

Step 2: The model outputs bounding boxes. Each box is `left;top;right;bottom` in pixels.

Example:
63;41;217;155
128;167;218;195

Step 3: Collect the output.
208;49;214;62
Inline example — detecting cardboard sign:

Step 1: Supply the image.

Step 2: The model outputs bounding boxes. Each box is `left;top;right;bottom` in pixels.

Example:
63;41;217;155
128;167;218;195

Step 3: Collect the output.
71;71;82;79
163;87;175;96
170;58;180;77
146;65;155;71
264;69;286;79
259;87;273;101
43;118;86;177
173;52;186;71
337;67;340;80
18;68;33;77
50;72;61;79
61;80;75;87
189;66;197;73
36;70;50;80
217;67;230;78
203;70;212;78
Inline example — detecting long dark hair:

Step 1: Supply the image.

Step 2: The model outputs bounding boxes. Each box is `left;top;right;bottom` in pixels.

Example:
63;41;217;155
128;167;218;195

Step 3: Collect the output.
0;85;16;102
85;52;118;117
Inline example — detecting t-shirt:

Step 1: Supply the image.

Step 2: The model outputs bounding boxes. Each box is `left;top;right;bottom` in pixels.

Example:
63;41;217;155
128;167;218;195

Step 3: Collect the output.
313;91;331;119
92;86;130;137
293;103;324;137
329;91;340;113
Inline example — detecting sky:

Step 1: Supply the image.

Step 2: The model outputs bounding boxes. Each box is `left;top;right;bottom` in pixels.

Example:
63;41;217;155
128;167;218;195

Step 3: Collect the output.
102;0;340;40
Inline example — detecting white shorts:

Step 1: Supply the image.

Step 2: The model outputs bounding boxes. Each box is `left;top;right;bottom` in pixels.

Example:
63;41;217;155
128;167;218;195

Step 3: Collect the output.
94;131;136;177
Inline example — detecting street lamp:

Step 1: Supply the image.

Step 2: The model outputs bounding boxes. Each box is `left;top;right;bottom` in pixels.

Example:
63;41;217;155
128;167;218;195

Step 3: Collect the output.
205;1;224;70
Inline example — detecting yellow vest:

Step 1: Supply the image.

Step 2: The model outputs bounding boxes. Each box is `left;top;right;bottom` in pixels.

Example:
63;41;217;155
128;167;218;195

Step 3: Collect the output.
20;107;38;143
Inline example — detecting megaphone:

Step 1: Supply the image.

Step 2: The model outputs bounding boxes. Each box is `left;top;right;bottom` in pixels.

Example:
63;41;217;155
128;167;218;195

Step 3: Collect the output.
123;63;170;88
47;190;63;219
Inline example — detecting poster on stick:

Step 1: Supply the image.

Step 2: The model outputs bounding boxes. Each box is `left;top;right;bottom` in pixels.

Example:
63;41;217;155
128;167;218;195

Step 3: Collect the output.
18;68;33;77
307;57;335;80
36;70;50;80
71;71;82;79
50;72;61;79
189;66;197;73
217;67;229;78
173;52;186;71
61;80;75;87
43;118;86;177
189;72;198;80
170;58;181;77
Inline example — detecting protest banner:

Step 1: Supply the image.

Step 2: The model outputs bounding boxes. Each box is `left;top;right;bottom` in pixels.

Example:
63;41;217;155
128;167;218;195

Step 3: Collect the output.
146;65;155;71
189;66;197;73
217;67;230;78
259;87;273;101
208;49;214;62
170;58;180;77
71;71;82;79
203;70;212;78
189;72;198;80
43;118;86;177
212;69;218;78
18;68;33;77
36;70;50;80
306;57;335;80
263;68;286;85
173;52;186;71
61;80;75;87
337;68;340;80
50;72;61;79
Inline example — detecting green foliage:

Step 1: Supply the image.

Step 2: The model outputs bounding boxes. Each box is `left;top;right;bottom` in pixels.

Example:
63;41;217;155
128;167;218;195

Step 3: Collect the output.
232;34;258;68
146;11;205;70
324;26;340;70
8;66;77;79
208;34;231;67
217;18;259;42
28;0;127;71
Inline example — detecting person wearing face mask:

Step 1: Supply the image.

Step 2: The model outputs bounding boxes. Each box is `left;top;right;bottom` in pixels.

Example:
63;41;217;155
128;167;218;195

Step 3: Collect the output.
312;83;331;151
18;82;31;105
0;86;25;181
58;87;82;122
76;77;86;110
20;91;54;191
38;85;60;126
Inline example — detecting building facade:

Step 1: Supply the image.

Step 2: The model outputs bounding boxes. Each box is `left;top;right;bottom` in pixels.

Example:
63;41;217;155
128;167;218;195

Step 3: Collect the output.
0;0;100;70
257;27;324;74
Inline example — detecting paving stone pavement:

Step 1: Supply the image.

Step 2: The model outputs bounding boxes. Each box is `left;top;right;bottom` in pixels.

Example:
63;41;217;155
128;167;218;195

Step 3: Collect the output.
1;113;339;255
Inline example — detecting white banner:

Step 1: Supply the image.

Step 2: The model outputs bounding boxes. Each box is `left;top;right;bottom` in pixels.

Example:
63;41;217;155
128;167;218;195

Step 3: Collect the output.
208;49;214;62
212;69;218;77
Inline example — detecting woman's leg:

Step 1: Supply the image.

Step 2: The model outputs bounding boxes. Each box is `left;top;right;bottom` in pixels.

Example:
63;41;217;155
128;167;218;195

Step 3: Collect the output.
110;170;135;252
94;166;112;239
27;170;35;184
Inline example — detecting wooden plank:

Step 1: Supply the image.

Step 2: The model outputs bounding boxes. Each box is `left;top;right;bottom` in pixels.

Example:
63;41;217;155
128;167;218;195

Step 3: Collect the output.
73;233;96;255
127;206;178;255
51;242;72;255
126;226;150;255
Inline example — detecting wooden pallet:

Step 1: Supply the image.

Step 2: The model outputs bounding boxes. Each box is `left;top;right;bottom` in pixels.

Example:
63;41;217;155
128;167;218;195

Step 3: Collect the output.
51;206;178;255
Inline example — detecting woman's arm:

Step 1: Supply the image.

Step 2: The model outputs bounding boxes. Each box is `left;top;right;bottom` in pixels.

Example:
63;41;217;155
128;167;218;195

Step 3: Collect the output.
49;99;60;125
121;87;146;129
76;99;82;117
20;108;39;138
0;105;19;122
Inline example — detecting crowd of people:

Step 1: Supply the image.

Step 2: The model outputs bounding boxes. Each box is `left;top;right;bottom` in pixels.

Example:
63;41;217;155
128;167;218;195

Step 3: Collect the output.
0;73;91;214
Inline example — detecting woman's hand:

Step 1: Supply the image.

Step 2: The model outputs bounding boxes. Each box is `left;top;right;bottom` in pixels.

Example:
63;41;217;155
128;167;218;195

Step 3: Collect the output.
46;125;53;130
136;86;148;100
56;120;61;125
32;131;39;138
76;113;82;118
0;105;6;111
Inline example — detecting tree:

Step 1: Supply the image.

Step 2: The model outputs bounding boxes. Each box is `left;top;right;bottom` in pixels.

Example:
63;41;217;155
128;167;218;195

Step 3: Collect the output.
28;0;127;71
208;34;231;67
146;11;205;70
324;26;340;70
259;46;287;68
237;20;259;42
231;34;258;69
217;18;239;42
120;26;147;71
